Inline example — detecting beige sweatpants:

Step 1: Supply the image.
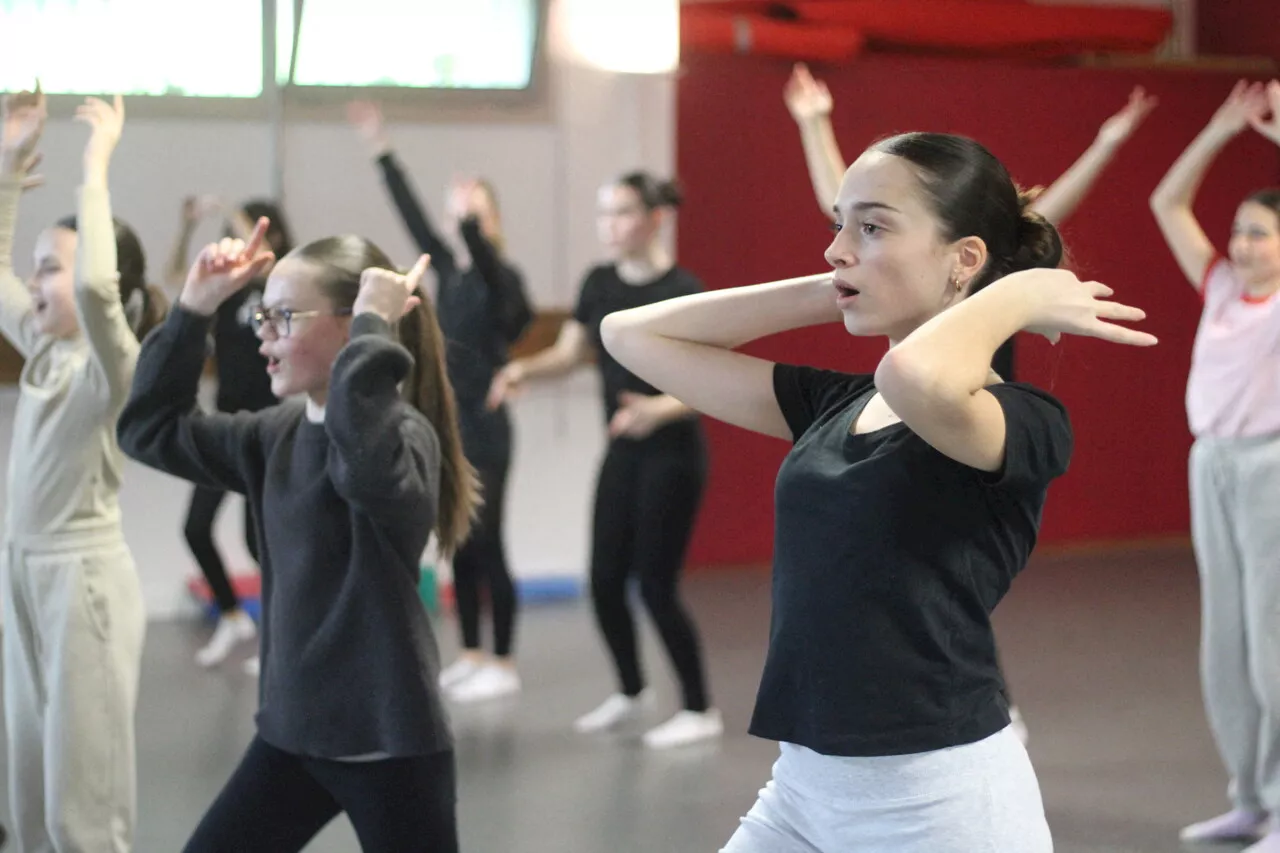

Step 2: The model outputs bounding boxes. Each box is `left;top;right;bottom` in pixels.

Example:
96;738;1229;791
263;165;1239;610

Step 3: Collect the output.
1;529;146;853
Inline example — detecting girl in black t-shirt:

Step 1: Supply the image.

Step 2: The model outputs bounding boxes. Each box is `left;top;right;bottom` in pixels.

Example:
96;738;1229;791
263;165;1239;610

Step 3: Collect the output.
165;198;293;672
487;172;722;750
601;135;1156;851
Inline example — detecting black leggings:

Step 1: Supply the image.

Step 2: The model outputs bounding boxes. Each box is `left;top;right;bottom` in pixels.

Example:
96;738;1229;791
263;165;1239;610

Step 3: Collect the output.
590;427;710;712
185;484;258;614
452;454;517;657
183;737;457;853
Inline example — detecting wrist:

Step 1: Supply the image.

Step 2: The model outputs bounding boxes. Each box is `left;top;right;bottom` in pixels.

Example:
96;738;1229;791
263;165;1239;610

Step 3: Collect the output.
0;153;23;177
178;290;219;317
979;274;1039;333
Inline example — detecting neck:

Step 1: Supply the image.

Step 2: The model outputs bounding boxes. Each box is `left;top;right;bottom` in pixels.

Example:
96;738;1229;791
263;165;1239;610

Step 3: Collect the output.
1243;272;1280;299
305;393;326;423
616;244;672;285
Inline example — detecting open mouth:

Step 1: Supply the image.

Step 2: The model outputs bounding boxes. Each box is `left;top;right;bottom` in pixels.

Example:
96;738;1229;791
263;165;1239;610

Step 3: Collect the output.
266;356;281;373
834;281;860;299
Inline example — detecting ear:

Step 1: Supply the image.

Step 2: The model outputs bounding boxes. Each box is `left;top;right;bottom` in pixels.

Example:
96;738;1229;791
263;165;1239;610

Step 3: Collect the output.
952;236;988;292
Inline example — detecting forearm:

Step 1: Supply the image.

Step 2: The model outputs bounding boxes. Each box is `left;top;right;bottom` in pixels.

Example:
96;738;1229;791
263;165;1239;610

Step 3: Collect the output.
603;273;838;352
515;338;585;381
75;182;141;407
877;276;1031;411
1031;136;1122;226
0;174;36;353
376;152;452;265
651;394;697;426
797;118;846;218
1151;124;1235;212
166;222;198;288
326;314;438;510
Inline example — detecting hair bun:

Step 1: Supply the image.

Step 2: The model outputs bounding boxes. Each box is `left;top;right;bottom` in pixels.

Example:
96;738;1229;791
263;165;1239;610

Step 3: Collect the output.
1009;195;1063;273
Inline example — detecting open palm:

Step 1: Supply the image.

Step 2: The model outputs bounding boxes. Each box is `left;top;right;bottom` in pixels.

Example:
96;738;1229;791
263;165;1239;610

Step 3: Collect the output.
1;84;47;188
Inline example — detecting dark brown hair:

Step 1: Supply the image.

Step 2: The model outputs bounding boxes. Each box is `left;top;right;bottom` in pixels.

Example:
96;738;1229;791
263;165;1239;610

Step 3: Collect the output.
1244;189;1280;228
55;214;168;340
619;171;684;211
289;235;480;556
870;133;1064;293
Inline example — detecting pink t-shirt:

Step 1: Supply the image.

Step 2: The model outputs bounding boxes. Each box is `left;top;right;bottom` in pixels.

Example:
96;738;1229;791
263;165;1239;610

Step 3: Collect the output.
1186;258;1280;438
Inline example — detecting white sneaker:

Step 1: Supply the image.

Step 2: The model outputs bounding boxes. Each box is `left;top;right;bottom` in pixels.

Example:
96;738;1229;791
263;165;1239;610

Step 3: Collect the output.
573;689;654;733
1009;706;1029;745
438;658;483;690
196;613;257;668
1180;809;1269;843
242;656;260;676
643;709;724;750
449;665;521;703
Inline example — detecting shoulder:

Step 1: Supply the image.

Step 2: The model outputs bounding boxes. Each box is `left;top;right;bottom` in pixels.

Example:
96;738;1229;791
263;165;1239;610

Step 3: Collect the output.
983;382;1074;488
773;363;875;439
668;266;705;295
1200;256;1240;303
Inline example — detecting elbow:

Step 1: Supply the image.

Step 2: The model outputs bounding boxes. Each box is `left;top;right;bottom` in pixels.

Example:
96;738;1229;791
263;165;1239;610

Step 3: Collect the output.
599;310;640;362
875;347;968;415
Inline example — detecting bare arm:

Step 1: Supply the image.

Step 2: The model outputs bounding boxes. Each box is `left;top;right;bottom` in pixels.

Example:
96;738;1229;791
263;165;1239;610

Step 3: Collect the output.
1032;88;1157;226
785;64;846;220
599;273;839;440
876;270;1155;471
1150;82;1266;287
73;96;142;411
0;87;45;357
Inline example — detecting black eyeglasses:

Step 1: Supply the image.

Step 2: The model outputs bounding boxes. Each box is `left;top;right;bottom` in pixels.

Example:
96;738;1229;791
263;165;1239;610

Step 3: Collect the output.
250;306;353;338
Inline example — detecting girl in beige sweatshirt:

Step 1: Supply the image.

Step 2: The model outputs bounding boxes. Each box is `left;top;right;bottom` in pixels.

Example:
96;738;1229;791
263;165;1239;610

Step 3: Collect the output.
0;86;164;853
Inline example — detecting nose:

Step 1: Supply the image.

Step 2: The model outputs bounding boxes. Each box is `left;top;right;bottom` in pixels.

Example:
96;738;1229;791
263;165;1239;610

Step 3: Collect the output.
825;231;854;269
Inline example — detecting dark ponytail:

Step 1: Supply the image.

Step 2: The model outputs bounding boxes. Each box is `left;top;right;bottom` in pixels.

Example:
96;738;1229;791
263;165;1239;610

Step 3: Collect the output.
55;213;169;341
869;132;1064;294
291;235;480;557
619;171;684;211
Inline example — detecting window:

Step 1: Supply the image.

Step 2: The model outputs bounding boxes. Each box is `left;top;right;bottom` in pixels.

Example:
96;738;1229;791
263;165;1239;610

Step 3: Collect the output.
0;0;264;97
281;0;539;90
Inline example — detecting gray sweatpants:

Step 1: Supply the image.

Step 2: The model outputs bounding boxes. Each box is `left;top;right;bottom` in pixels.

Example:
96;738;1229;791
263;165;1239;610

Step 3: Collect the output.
1;529;146;853
1190;434;1280;814
721;726;1052;853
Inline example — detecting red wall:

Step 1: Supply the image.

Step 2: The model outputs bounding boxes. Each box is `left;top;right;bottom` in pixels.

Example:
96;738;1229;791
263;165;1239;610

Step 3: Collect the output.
1199;0;1280;59
676;53;1280;567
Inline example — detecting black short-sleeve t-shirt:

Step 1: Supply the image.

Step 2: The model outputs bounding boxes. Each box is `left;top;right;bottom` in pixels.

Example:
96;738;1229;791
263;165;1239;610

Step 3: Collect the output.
756;363;1073;757
573;264;703;424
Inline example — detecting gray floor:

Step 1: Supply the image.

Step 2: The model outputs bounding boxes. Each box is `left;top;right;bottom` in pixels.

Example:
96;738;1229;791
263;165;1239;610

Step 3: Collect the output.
0;542;1243;852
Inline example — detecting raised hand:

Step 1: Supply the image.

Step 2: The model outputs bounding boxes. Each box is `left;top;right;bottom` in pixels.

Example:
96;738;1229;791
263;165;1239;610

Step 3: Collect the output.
1;82;47;184
180;217;276;316
1249;80;1280;146
181;195;222;226
1016;268;1157;347
1096;86;1158;147
352;253;430;325
346;100;390;156
784;63;833;124
608;390;663;439
74;94;124;184
1209;80;1268;137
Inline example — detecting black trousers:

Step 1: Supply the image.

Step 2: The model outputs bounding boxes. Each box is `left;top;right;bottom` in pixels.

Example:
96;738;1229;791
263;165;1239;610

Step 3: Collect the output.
183;737;458;853
590;424;711;712
453;406;518;657
184;484;258;614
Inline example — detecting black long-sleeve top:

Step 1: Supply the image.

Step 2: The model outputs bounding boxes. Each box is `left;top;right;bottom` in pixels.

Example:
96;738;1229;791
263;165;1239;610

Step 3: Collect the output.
375;152;532;458
118;306;452;759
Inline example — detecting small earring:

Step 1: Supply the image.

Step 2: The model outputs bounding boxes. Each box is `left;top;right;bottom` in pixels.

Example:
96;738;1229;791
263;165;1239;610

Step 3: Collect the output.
952;275;962;291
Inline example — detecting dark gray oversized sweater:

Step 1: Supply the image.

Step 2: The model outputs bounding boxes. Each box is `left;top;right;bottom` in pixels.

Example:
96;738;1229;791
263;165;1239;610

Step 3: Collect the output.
118;305;451;759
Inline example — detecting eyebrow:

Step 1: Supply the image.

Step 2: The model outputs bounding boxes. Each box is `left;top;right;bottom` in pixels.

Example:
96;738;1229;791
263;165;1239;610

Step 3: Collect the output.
833;201;902;217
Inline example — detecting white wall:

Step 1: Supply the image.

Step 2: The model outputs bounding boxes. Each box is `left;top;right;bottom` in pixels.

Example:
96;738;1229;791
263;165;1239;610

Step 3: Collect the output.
2;48;675;619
